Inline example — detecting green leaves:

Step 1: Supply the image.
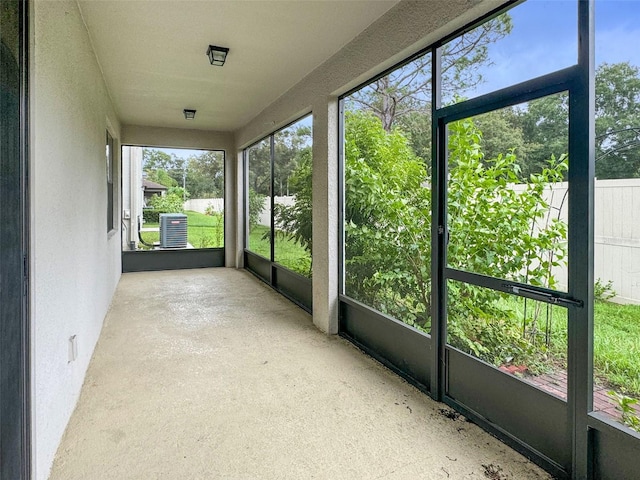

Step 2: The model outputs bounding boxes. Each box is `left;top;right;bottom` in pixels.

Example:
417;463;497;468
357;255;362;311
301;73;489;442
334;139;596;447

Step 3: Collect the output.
608;391;640;432
341;110;569;368
248;188;265;231
342;111;432;327
447;118;567;288
444;119;568;365
147;191;184;214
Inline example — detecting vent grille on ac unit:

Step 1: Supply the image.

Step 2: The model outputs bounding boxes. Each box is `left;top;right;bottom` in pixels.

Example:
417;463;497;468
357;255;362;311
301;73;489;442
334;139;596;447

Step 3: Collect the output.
160;213;188;248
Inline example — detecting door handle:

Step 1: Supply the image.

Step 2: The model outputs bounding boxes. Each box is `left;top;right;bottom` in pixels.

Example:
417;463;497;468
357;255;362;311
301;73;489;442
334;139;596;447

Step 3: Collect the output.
503;283;583;308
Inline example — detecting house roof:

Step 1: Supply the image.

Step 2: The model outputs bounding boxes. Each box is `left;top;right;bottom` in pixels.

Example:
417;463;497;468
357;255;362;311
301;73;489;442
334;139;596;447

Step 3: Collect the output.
143;179;169;191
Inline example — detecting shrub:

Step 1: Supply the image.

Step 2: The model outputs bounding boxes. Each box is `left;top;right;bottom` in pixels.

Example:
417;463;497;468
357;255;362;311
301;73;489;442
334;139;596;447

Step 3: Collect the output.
248;188;265;230
143;208;160;223
142;191;185;225
273;148;312;253
609;391;640;432
148;192;183;214
268;109;569;368
595;278;616;301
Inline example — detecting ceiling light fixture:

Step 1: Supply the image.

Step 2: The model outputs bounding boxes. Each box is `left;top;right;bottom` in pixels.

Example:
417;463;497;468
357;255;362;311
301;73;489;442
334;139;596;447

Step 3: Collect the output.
183;109;196;120
206;45;229;66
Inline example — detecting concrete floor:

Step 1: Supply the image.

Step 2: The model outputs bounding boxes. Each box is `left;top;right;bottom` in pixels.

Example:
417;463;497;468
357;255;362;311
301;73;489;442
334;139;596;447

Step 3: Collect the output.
50;268;551;480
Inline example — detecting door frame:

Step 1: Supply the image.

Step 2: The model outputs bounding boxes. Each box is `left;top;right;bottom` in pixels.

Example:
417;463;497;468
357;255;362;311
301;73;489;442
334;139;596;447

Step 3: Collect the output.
0;0;31;478
432;71;583;479
430;3;594;477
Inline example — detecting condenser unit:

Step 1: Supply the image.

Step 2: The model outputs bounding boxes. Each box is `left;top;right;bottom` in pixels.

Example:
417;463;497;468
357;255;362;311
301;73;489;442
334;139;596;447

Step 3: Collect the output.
160;213;188;248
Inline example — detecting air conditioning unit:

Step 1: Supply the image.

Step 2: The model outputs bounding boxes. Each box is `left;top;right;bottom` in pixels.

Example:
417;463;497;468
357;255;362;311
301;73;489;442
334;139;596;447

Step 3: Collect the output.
160;213;187;248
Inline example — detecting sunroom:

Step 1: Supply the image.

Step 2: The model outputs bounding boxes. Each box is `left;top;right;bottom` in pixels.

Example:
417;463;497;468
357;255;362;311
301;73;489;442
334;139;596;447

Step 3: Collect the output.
1;0;639;479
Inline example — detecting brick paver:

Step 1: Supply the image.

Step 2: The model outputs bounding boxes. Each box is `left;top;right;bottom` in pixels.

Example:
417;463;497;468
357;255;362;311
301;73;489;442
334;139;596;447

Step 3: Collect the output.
499;366;640;422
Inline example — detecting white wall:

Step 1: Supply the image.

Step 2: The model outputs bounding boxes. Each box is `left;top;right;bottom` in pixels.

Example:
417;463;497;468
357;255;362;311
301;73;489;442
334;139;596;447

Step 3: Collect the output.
30;1;122;478
511;179;640;304
121;146;143;250
233;0;506;334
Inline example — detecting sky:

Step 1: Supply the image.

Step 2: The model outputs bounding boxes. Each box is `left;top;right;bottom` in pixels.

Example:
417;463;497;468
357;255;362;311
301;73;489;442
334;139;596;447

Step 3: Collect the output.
466;0;640;98
154;147;210;162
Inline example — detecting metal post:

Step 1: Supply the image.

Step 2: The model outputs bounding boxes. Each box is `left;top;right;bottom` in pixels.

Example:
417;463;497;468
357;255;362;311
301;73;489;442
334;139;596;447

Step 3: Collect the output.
569;1;595;478
431;47;445;401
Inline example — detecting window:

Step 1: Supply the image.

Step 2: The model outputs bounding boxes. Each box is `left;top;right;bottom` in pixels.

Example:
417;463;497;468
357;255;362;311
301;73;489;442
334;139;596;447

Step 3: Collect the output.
245;114;313;277
273;118;312;276
342;54;433;332
106;130;115;232
246;138;272;258
593;0;640;428
120;146;225;251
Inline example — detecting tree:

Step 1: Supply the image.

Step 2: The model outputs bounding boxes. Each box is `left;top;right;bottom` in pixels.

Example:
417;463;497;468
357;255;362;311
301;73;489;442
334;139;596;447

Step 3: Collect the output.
517;93;569;179
447;118;567;290
186;150;224;198
342;111;432;325
143;148;173;171
595;62;640;179
514;63;640;180
273;124;312;196
248;188;265;231
144;186;186;223
474;106;530;171
247;140;271;196
247;123;312;198
143;148;228;198
146;169;178;188
394;109;432;163
273;148;312;254
142;148;185;188
348;14;513;131
446;119;567;362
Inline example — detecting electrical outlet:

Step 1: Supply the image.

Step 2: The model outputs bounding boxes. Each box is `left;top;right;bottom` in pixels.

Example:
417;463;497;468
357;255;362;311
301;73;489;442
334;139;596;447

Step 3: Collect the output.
68;335;77;363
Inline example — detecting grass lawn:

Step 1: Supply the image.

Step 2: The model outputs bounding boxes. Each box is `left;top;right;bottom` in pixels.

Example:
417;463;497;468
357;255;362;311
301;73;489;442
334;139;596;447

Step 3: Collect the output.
247;225;311;277
495;295;640;397
139;211;224;249
593;301;640;396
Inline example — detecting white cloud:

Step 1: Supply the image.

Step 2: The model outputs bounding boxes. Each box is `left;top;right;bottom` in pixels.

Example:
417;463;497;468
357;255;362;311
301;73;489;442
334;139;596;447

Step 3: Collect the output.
596;26;640;67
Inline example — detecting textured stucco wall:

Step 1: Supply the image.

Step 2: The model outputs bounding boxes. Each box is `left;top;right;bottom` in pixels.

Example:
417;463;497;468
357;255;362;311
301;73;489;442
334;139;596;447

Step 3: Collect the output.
30;1;122;478
233;0;507;334
121;125;236;266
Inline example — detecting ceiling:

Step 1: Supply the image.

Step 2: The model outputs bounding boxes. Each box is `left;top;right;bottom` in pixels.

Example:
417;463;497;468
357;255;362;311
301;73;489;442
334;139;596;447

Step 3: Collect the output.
77;0;399;132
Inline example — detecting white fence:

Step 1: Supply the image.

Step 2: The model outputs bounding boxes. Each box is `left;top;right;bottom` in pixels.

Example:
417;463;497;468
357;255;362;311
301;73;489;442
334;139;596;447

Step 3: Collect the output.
594;179;640;304
183;198;224;214
513;178;640;304
190;180;640;304
257;196;295;227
